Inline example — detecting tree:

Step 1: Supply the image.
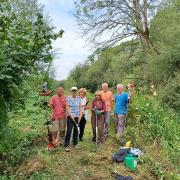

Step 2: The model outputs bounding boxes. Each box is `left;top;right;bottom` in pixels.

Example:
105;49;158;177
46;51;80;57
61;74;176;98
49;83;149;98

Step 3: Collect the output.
0;0;63;128
74;0;161;51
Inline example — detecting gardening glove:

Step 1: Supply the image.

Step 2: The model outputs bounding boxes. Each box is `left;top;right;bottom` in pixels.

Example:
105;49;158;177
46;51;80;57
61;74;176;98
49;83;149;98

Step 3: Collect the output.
94;106;97;111
95;109;100;115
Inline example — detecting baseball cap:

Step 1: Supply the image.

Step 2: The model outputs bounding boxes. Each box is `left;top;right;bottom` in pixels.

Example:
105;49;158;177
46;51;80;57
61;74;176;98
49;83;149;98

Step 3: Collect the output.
71;87;78;91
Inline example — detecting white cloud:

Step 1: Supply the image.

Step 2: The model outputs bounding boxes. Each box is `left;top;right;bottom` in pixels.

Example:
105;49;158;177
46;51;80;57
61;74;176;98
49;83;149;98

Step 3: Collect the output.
39;0;90;80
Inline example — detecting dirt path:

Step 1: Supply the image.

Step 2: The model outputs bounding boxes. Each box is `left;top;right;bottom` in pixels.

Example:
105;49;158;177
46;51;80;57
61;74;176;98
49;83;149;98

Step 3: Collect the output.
14;117;153;180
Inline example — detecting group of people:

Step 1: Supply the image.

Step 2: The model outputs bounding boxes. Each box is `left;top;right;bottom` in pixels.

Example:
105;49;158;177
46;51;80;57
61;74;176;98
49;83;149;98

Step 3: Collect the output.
48;83;131;152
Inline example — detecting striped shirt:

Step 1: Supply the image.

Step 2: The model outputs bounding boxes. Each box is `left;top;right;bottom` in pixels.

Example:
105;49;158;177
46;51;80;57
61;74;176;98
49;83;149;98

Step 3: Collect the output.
67;96;81;117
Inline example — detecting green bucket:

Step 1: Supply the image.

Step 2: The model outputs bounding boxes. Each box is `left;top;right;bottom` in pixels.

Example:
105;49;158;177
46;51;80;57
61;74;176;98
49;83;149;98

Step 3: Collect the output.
124;154;137;171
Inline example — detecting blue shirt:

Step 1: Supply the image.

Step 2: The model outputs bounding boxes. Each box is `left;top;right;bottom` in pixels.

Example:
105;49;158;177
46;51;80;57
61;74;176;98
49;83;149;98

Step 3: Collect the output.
67;96;81;117
114;92;128;115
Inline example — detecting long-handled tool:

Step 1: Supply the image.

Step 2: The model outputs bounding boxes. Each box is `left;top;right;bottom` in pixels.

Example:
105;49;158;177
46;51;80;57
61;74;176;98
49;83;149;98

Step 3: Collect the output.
73;120;80;135
95;112;98;148
44;96;55;150
44;120;54;150
39;82;54;150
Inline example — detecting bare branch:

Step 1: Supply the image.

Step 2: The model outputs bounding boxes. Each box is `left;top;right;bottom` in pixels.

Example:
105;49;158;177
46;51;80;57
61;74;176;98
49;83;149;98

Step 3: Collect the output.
74;0;161;53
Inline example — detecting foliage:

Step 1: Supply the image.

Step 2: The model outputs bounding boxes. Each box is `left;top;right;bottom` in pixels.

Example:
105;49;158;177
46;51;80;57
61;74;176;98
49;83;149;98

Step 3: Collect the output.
74;0;161;51
159;73;180;111
0;0;63;128
131;94;179;161
0;92;45;175
67;0;180;111
1;89;179;178
124;93;180;179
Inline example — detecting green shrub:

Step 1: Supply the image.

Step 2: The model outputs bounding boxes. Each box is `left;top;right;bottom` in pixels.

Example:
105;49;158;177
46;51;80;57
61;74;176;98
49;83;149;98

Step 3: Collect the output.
159;73;180;112
129;94;180;166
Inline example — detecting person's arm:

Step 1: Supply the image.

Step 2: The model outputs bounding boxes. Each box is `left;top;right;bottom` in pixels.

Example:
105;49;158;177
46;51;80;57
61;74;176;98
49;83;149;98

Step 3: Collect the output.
100;100;106;113
128;92;132;104
126;93;130;107
84;98;89;110
90;100;95;111
66;102;74;121
111;92;114;112
48;96;54;109
78;103;82;123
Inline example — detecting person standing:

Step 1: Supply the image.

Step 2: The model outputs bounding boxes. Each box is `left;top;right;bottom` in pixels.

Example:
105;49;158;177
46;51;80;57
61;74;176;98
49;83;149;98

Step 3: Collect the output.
101;83;114;138
48;87;66;146
79;88;89;141
64;87;82;152
91;91;106;145
114;84;129;136
127;83;134;102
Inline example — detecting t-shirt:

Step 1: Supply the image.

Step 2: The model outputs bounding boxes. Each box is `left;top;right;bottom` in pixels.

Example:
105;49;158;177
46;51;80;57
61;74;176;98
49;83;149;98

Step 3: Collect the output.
114;92;128;115
91;99;106;112
67;96;81;117
101;90;114;112
80;96;88;114
49;95;66;120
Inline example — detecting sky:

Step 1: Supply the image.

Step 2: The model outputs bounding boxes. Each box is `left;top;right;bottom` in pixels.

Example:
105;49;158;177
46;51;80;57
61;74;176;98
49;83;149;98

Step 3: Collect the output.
38;0;90;80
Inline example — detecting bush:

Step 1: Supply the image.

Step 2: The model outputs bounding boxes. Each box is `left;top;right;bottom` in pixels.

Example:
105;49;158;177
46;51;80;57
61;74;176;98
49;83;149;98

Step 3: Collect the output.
128;94;180;166
159;73;180;112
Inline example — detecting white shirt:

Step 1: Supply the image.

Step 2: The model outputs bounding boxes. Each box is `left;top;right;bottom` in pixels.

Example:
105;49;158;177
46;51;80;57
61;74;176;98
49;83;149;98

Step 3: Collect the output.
80;96;88;114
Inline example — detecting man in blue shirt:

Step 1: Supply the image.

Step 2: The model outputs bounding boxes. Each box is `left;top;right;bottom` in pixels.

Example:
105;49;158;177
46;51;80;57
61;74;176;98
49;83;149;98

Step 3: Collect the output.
114;84;129;136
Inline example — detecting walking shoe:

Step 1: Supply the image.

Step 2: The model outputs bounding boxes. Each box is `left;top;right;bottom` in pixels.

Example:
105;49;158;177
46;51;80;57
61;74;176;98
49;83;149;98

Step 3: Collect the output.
65;146;70;152
74;144;80;149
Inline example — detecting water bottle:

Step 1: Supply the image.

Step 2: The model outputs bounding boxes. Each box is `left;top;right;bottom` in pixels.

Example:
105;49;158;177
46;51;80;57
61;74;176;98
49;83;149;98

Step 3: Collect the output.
124;154;137;171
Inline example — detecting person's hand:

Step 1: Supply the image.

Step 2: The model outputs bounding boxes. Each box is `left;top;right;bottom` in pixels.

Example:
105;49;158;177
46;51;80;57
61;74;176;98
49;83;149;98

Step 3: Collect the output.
85;105;89;110
95;109;101;115
94;106;97;110
70;115;75;121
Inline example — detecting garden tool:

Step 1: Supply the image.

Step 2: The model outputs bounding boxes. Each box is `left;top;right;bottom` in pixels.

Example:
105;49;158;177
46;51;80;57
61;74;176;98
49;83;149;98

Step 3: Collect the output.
39;82;54;150
95;111;98;148
73;119;80;135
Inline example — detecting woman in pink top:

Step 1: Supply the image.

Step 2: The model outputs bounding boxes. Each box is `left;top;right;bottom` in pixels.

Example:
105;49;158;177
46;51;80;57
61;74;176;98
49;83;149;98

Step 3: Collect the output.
91;91;106;145
48;87;66;146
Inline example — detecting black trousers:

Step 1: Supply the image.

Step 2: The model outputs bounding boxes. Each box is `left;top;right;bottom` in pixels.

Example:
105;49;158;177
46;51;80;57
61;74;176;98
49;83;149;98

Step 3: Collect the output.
79;114;86;140
64;116;78;147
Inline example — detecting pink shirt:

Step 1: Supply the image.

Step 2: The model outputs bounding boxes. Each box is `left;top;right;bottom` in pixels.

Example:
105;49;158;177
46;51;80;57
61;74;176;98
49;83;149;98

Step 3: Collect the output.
101;90;114;112
91;99;106;112
49;95;66;120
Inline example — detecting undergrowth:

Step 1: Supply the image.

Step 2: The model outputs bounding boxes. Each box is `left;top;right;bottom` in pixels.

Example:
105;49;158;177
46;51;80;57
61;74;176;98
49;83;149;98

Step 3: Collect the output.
0;91;179;179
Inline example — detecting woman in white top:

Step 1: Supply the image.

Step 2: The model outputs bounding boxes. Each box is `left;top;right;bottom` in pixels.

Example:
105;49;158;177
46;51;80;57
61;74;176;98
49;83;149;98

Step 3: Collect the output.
79;88;89;141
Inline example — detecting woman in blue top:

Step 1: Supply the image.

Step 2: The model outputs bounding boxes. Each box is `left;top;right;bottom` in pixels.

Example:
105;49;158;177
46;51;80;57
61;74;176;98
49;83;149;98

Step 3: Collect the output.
114;84;129;136
64;87;82;152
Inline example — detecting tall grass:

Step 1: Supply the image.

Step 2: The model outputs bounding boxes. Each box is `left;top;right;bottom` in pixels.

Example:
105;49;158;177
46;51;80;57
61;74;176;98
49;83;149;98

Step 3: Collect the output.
128;93;180;166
